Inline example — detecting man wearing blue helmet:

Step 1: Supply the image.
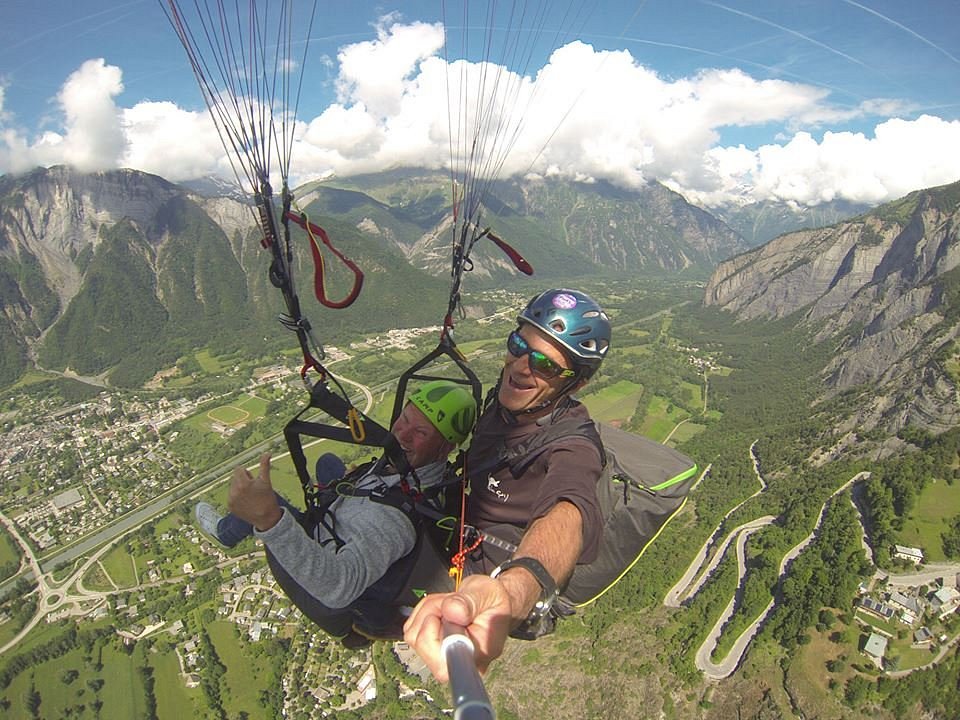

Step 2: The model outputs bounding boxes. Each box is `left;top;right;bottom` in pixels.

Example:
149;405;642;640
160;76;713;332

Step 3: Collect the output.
405;288;612;681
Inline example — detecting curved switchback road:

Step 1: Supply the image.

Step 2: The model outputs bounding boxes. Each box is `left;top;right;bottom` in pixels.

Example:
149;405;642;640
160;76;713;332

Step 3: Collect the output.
665;433;877;680
664;442;767;608
694;520;774;679
664;516;775;609
694;471;871;679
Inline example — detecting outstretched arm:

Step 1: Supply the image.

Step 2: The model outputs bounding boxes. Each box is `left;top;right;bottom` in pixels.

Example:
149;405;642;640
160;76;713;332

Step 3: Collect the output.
229;453;419;609
228;453;282;530
403;500;583;681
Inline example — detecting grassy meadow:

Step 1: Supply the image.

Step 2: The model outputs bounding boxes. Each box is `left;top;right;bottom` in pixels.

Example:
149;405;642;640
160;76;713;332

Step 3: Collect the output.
896;478;960;561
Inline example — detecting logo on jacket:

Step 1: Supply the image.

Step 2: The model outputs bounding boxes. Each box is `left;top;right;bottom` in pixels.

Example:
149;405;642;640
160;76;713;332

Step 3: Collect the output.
487;476;510;503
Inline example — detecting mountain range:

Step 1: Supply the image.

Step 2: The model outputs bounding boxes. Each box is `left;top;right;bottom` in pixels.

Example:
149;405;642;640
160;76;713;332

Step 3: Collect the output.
2;163;959;446
0;165;748;387
704;180;960;439
311;169;748;276
711;196;872;247
0;167;451;386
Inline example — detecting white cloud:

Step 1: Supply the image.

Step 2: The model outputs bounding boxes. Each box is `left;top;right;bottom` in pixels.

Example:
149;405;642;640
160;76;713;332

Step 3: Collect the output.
335;18;444;118
0;59;126;175
58;59;126;172
686;115;960;207
2;19;958;211
121;101;228;182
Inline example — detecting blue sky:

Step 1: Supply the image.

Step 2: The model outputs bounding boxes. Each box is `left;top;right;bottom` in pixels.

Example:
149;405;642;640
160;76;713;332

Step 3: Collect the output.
1;1;958;207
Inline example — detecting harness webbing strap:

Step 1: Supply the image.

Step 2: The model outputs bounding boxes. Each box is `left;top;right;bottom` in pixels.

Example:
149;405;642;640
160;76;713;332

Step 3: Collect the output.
470;417;605;481
479;531;518;555
464;418;605;563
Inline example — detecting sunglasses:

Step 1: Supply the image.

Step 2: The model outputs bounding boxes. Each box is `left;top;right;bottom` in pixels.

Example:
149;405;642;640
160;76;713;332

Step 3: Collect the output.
507;330;576;380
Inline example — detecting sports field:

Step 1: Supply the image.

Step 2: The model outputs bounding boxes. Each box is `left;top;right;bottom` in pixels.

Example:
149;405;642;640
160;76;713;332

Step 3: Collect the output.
187;393;269;433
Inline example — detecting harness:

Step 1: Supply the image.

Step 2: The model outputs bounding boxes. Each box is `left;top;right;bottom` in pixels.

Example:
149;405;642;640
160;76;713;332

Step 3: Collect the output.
467;412;606;560
293;455;470;605
303;457;459;549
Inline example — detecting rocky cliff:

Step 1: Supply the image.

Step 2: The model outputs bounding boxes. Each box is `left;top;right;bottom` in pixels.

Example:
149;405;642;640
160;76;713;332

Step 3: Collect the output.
704;180;960;435
0;167;262;385
0;166;449;387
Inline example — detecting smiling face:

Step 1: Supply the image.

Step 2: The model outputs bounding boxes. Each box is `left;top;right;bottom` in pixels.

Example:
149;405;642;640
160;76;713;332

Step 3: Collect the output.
390;402;454;468
497;323;579;416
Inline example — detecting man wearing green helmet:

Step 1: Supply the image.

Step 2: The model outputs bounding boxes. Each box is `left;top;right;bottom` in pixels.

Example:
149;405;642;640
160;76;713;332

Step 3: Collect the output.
405;288;612;681
195;380;476;645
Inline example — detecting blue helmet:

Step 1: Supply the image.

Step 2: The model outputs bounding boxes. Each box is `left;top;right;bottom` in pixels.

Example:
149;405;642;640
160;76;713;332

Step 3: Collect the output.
517;288;611;379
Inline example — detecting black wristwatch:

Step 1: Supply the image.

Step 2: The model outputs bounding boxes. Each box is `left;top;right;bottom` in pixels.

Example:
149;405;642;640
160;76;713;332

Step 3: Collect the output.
490;556;559;619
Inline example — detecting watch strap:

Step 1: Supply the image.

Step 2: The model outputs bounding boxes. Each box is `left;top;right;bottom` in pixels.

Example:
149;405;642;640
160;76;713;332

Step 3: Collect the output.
490;556;559;616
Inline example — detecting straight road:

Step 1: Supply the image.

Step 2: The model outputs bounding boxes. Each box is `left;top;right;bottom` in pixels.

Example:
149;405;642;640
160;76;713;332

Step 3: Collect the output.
0;375;375;599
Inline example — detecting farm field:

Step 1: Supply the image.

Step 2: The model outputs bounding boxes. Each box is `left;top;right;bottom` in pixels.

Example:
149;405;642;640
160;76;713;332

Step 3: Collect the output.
639;395;691;442
583;380;643;425
100;545;138;588
151;647;200;719
790;623;851;720
208;619;282;720
196;349;226;374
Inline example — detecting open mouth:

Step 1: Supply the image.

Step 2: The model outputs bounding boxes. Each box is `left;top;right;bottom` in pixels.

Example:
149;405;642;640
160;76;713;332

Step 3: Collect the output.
507;374;535;391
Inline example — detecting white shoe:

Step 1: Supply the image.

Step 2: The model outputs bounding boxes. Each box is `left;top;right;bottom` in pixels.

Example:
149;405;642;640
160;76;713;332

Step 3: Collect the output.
194;502;223;540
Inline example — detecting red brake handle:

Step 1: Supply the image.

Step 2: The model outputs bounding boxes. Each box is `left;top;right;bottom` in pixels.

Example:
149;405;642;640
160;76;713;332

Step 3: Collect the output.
485;231;534;276
285;210;364;309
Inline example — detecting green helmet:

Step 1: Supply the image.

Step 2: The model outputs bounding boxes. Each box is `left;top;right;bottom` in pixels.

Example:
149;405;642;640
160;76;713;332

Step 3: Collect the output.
408;380;477;445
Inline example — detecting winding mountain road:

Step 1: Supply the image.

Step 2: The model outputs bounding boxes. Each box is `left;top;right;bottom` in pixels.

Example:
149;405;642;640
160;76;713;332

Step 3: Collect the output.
664;442;767;608
665;434;877;680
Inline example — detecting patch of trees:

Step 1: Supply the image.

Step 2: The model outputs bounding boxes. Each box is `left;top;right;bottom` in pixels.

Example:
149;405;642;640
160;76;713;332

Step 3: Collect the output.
942;514;960;558
198;628;228;719
860;426;960;566
767;497;870;649
0;318;29;388
0;557;19;584
676;311;831;445
877;645;960;719
0;625;113;689
688;443;758;526
23;676;41;719
139;663;158;720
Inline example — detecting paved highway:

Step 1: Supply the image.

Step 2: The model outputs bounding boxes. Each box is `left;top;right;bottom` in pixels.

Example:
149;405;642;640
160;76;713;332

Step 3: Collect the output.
0;373;377;652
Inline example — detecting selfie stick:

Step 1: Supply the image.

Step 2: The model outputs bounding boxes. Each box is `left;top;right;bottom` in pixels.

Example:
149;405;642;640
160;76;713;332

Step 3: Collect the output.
442;622;496;720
